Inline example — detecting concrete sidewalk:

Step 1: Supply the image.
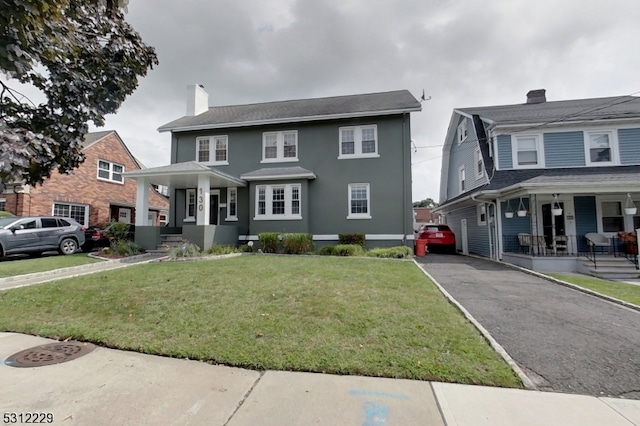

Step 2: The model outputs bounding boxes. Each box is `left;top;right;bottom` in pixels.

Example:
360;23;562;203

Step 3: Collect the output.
2;333;639;425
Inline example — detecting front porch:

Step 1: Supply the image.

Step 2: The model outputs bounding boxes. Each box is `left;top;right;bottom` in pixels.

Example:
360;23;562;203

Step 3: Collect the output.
502;233;639;278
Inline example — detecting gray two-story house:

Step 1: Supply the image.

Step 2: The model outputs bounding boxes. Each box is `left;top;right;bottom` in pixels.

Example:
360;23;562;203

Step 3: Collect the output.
125;85;421;250
434;89;640;274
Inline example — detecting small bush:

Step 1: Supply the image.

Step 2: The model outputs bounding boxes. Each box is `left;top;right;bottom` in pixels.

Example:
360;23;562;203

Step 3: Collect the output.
106;221;131;242
319;245;336;256
239;244;254;253
170;242;202;258
258;232;280;253
333;244;364;256
282;233;314;254
366;246;413;259
339;233;365;247
0;211;14;217
112;241;142;257
206;245;237;255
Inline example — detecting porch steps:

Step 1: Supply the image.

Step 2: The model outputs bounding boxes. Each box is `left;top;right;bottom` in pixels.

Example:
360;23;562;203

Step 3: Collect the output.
153;234;185;252
580;256;640;280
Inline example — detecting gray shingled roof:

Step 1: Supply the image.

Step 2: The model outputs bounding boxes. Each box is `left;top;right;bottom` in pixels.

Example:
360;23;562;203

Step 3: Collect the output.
483;165;640;192
159;90;421;132
458;96;640;125
81;130;113;148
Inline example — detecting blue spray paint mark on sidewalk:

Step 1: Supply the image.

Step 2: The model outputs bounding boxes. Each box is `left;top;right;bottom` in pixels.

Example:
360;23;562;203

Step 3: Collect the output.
362;401;388;426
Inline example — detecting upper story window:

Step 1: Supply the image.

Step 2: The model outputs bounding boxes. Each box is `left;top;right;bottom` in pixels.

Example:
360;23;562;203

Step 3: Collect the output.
475;148;484;179
586;131;618;166
348;183;371;219
197;136;228;165
97;160;124;183
339;125;379;159
512;134;543;168
255;184;301;220
459;166;466;192
262;131;298;163
457;119;468;144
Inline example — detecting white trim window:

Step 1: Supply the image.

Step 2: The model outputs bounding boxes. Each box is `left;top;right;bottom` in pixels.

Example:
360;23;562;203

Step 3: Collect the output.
338;125;379;159
197;136;228;165
226;187;238;221
185;189;196;221
459;166;466;192
53;202;89;226
97;160;124;183
475;148;484;179
601;201;624;232
585;131;618;166
458;119;468;144
254;184;302;220
262;131;298;163
348;183;371;219
512;134;543;168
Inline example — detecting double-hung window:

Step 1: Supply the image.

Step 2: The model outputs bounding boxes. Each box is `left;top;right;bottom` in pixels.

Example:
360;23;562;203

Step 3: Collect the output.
254;184;302;220
97;160;124;183
197;136;228;165
339;125;379;159
459;166;466;192
586;131;617;166
458;119;468;144
601;201;624;232
475;148;484;179
262;131;298;163
347;183;371;219
512;135;542;168
185;189;196;221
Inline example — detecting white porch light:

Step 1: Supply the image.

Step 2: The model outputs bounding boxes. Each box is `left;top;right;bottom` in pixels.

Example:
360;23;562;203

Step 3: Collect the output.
551;194;563;216
625;193;637;215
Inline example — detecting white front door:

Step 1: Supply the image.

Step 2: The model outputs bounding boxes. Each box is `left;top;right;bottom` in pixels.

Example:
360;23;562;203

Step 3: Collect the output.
147;211;157;226
118;208;131;224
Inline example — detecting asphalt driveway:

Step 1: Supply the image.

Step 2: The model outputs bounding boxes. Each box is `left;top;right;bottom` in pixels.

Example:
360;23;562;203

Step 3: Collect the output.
415;254;640;399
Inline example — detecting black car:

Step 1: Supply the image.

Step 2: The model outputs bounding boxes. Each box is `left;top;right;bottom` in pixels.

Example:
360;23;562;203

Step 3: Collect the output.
82;223;136;252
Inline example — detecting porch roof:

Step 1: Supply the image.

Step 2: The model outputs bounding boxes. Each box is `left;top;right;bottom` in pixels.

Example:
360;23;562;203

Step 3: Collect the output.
122;161;247;188
240;167;317;181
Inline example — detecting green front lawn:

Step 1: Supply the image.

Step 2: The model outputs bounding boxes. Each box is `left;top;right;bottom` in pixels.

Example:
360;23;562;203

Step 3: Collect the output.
549;273;640;306
0;253;101;278
0;256;522;387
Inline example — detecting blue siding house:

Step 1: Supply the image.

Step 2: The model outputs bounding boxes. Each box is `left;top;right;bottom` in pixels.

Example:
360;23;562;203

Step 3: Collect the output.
124;85;421;250
434;89;640;273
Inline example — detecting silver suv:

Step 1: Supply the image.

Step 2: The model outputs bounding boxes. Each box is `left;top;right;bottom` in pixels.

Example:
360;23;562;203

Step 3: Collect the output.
0;216;86;258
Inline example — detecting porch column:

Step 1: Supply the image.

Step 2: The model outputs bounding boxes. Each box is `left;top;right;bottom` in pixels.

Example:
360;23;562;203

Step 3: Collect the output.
196;174;210;225
135;179;149;226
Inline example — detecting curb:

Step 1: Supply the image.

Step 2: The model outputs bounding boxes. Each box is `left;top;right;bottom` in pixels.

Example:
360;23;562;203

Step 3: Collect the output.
412;259;538;391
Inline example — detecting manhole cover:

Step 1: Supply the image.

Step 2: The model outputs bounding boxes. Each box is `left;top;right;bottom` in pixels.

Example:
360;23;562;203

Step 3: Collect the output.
5;341;96;368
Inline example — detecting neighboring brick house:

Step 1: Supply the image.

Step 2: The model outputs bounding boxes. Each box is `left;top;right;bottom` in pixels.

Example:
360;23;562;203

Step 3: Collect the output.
1;131;169;227
413;207;441;231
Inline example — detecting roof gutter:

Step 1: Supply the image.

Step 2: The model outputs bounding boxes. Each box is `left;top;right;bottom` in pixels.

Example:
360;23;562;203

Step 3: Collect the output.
158;107;422;133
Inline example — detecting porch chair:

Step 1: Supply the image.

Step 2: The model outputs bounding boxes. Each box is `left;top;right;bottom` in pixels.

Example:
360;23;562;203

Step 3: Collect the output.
585;233;610;253
517;233;532;254
554;235;568;253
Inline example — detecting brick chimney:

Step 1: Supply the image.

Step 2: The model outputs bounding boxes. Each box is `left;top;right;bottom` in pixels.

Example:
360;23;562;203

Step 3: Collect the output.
186;84;209;116
526;89;546;104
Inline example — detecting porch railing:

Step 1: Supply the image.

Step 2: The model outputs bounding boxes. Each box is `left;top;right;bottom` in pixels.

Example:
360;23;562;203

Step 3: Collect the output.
503;234;639;269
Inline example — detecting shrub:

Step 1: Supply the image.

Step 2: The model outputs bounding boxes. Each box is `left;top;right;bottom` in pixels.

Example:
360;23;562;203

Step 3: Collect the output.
319;245;336;256
206;245;237;255
170;242;202;258
333;244;364;256
112;241;142;257
0;211;14;217
366;246;413;259
258;232;280;253
339;233;365;247
106;221;131;243
281;233;314;254
239;244;254;253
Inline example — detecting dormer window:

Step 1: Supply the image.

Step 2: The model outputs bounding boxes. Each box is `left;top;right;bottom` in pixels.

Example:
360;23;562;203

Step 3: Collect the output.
457;119;468;144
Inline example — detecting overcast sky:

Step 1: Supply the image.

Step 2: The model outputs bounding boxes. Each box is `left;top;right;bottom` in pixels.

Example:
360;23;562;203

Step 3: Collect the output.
91;0;640;202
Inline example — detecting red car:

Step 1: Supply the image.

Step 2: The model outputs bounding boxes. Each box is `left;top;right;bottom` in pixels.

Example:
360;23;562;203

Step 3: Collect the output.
416;224;456;254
